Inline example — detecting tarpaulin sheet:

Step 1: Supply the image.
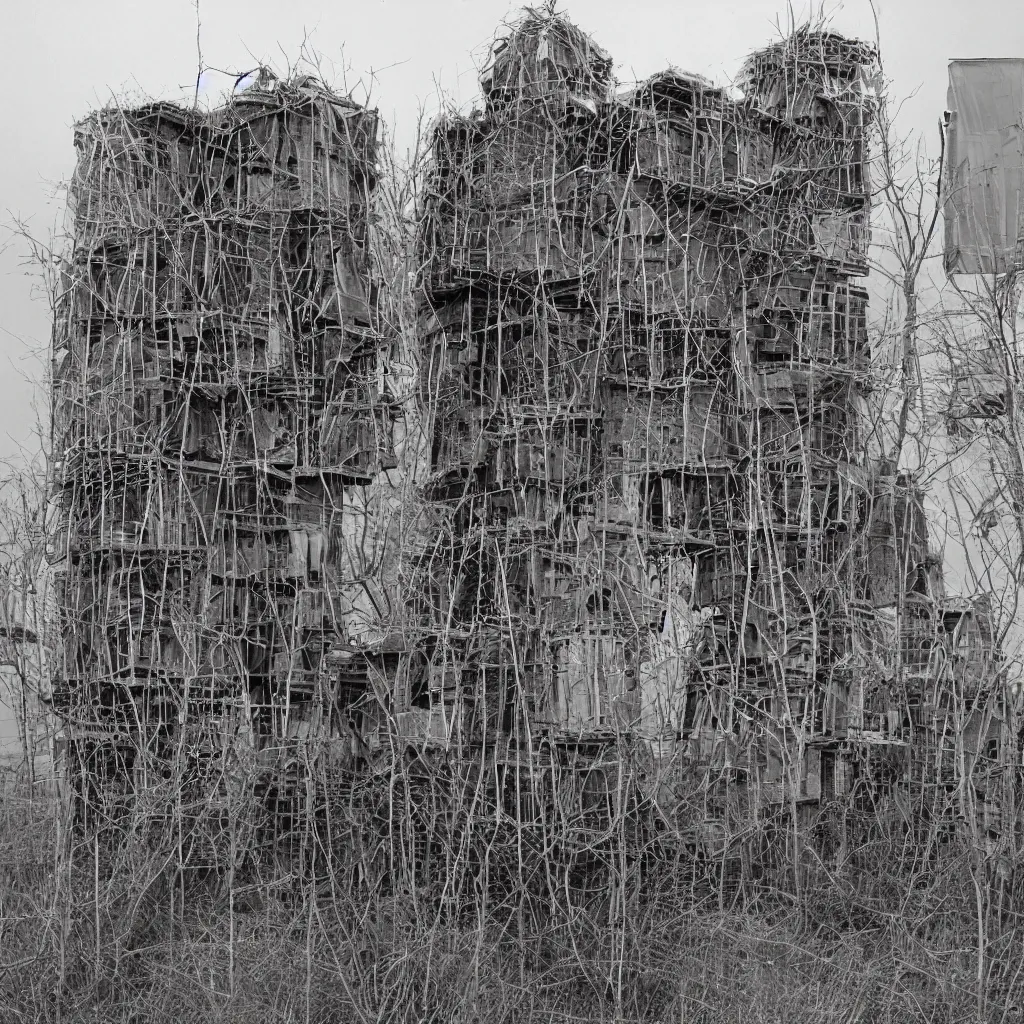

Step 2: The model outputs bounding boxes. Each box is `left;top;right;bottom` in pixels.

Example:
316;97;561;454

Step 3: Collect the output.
944;59;1024;276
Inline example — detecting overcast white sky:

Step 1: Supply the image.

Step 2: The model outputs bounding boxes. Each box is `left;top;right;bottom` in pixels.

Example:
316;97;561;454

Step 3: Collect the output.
2;0;1022;466
0;0;1018;462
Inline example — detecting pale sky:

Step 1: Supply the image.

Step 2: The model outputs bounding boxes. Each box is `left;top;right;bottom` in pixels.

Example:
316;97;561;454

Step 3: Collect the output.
2;0;1022;468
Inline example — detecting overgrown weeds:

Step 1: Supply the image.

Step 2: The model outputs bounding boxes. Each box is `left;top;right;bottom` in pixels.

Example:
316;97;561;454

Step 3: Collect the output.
2;763;1018;1023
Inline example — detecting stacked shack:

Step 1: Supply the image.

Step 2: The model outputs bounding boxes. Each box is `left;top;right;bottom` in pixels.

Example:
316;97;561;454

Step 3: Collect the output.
48;12;1007;883
51;73;394;838
411;12;964;853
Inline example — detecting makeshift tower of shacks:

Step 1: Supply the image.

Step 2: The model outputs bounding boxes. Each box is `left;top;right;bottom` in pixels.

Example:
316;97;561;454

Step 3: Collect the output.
414;11;1004;859
49;10;1007;877
51;73;395;847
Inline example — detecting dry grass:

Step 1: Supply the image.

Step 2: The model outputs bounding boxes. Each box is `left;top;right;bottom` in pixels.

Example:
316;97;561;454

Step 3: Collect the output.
2;763;1021;1023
